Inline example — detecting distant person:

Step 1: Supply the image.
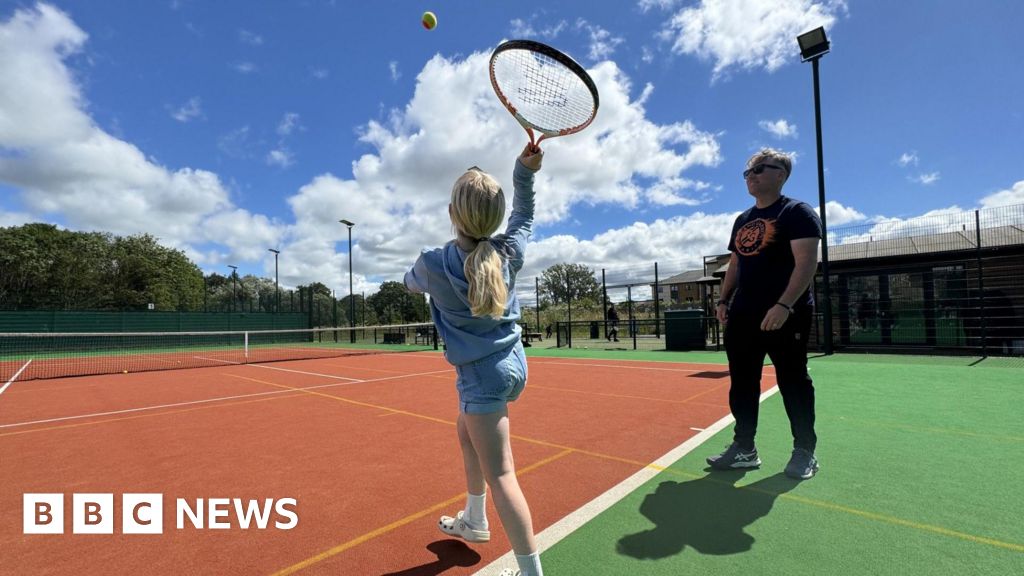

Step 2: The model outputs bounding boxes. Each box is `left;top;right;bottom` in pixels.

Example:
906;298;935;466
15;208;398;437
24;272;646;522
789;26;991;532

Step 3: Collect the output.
607;303;620;342
404;143;545;576
545;324;552;339
709;148;822;480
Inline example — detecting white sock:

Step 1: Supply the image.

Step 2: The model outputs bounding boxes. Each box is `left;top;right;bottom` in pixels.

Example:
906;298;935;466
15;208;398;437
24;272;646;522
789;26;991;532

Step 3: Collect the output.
514;551;543;576
464;492;487;529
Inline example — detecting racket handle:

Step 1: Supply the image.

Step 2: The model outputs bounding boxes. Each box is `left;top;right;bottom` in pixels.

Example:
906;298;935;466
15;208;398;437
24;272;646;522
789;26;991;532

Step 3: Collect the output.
533;133;549;152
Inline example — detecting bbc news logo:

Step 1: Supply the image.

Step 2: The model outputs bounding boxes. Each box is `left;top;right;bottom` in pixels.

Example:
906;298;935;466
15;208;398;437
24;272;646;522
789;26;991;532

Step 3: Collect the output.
24;493;298;534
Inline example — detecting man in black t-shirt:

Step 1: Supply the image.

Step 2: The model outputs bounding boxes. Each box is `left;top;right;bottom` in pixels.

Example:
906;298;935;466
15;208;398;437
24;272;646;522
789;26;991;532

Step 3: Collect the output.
607;303;620;342
707;148;823;480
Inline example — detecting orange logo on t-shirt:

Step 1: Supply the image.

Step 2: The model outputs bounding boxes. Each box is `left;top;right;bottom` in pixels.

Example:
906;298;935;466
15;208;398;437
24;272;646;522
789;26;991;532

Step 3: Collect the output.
735;218;777;256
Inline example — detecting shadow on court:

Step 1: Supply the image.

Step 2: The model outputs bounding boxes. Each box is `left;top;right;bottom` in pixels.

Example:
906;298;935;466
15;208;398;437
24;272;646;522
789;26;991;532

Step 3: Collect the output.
382;539;481;576
617;470;801;559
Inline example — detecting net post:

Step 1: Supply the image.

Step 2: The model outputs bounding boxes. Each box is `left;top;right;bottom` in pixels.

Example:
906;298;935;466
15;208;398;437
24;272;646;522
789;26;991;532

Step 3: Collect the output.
244;331;249;361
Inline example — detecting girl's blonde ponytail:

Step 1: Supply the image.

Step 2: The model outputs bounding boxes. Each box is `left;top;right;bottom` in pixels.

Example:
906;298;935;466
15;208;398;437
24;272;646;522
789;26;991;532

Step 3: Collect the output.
450;169;507;319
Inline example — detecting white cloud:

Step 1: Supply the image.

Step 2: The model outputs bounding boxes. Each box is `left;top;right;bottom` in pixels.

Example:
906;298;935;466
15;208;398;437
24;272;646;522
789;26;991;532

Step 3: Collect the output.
238;29;263;46
310;67;329;80
0;4;278;266
276;112;301;136
911;172;940;185
266;148;293;168
510;17;568;40
0;5;742;293
278;50;725;287
979;180;1024;208
217;125;257;158
576;19;625;61
758;119;798;139
389;61;401;82
171;96;202;122
0;209;33;228
820;200;865;226
523;211;738;280
896;151;918;167
234;61;256;74
659;0;847;81
639;0;681;12
833;207;971;245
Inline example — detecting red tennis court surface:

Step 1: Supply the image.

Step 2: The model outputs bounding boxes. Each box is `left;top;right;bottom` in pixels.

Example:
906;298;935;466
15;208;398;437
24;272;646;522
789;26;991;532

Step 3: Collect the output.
0;352;776;575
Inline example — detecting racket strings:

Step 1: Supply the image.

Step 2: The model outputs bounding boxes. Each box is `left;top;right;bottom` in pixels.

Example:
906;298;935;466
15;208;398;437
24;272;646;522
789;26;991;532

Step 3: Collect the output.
493;49;596;135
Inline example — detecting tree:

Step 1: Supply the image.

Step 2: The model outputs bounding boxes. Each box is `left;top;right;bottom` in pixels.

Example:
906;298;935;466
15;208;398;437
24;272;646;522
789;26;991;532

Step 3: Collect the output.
0;225;203;311
369;281;430;324
109;234;203;311
539;263;601;306
339;293;374;325
0;224;71;309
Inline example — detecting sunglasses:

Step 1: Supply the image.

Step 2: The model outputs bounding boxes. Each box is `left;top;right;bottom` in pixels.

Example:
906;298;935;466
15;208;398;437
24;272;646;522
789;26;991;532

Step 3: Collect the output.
743;164;785;178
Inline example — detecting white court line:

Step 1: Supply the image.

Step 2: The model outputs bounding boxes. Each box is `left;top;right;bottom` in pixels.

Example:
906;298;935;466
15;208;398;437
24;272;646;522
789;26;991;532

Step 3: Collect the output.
249;363;364;381
0;359;33;397
193;355;242;365
473;386;781;576
0;368;453;430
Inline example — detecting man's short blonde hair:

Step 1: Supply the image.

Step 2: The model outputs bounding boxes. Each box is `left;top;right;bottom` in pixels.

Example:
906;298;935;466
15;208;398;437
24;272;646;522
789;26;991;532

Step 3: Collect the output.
747;148;792;180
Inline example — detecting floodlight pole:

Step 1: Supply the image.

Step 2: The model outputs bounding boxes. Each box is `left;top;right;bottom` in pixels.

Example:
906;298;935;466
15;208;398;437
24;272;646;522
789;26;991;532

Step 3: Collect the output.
799;26;833;355
268;249;280;313
340;219;356;342
228;265;238;313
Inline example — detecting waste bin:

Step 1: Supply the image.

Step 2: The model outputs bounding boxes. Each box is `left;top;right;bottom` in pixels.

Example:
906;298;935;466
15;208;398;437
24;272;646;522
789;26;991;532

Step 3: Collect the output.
590;321;600;339
664;310;705;351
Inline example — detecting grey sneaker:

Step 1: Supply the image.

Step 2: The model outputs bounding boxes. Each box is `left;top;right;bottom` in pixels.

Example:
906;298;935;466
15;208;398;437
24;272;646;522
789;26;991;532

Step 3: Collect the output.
784;448;819;479
706;442;761;469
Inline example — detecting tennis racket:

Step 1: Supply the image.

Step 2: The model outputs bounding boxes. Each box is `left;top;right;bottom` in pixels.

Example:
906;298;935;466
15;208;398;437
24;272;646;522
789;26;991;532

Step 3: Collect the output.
489;40;599;151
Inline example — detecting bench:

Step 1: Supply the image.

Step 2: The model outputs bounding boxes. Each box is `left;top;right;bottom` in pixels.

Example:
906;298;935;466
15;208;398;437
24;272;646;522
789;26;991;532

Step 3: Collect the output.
382;333;406;345
522;332;543;344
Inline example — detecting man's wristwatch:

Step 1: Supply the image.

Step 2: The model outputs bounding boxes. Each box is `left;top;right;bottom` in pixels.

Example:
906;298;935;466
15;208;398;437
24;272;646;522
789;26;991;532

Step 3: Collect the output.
716;299;728;307
776;302;794;313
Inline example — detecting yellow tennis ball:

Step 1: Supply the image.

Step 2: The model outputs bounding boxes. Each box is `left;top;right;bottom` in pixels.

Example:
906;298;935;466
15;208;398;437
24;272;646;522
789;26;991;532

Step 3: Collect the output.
421;11;437;30
123;370;128;374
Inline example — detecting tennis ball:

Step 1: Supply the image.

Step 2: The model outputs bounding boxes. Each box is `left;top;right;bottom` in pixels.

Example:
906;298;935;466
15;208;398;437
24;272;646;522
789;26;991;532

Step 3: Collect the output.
122;370;128;374
421;11;437;30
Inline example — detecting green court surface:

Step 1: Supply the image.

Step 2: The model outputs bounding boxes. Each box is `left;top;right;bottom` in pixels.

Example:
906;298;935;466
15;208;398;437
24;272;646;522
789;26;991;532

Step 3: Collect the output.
522;349;1024;576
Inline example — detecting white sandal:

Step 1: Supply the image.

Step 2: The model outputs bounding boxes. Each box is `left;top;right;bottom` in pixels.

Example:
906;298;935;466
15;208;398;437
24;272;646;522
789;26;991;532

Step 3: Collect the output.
438;510;490;543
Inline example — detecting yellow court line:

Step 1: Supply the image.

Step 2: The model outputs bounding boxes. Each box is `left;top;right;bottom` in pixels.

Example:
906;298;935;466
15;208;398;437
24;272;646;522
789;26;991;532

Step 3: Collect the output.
269;449;574;576
637;465;1024;554
780;492;1024;553
225;374;455;426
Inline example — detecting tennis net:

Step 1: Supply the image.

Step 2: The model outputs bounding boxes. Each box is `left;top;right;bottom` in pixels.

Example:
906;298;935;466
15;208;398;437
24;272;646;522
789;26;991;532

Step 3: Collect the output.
0;323;440;382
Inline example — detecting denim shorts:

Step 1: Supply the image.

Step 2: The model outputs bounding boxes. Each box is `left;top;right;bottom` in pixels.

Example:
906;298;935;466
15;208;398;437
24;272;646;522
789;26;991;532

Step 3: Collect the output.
454;342;528;414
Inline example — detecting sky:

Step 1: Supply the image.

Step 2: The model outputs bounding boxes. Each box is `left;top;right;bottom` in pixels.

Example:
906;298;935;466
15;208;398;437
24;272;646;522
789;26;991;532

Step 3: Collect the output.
1;0;1022;301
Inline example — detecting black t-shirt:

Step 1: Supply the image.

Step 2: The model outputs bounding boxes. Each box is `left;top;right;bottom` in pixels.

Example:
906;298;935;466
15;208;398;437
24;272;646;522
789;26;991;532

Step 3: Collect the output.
727;195;822;316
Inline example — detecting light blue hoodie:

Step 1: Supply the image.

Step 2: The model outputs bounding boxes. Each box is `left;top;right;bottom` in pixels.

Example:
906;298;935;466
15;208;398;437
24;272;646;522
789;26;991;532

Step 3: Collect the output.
404;159;536;366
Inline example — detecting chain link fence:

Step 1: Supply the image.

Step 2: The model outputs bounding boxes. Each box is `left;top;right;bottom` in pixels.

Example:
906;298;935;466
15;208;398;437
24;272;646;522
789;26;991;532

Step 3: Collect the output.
517;203;1024;358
